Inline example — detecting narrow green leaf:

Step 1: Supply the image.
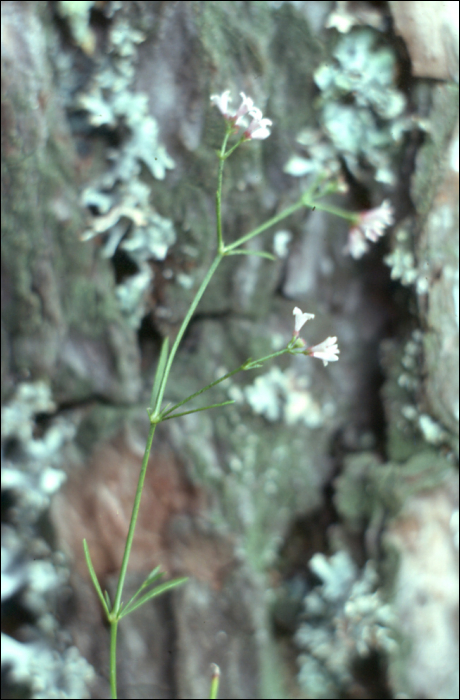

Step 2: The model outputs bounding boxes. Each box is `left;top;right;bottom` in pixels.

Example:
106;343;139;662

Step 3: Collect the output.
150;336;170;409
119;577;188;619
83;539;110;619
104;590;111;609
162;401;235;421
145;565;164;584
122;567;165;612
227;249;276;261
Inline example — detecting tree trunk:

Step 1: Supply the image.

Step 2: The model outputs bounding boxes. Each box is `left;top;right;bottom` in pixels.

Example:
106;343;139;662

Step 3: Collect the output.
2;2;458;699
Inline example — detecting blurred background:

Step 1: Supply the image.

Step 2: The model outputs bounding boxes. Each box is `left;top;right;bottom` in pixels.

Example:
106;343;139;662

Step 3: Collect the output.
2;2;458;698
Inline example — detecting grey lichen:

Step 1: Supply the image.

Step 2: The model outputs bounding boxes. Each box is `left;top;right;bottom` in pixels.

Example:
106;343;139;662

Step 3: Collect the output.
56;1;96;55
242;365;330;428
295;551;397;699
384;221;429;294
315;29;408;185
381;331;457;460
286;28;412;186
72;7;176;328
1;382;95;698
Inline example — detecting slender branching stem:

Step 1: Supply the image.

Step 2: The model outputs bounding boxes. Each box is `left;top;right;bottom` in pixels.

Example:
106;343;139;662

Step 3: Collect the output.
112;423;157;617
95;123;345;700
223;199;305;252
152;253;223;416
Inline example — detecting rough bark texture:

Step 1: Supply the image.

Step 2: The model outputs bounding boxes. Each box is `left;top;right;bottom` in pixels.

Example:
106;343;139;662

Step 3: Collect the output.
2;2;458;699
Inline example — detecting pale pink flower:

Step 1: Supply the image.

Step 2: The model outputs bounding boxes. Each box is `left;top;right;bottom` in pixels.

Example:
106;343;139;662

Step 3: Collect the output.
306;336;340;366
210;91;272;140
346;226;371;259
210;91;254;124
346;200;394;259
293;307;315;337
234;92;255;125
244;107;272;140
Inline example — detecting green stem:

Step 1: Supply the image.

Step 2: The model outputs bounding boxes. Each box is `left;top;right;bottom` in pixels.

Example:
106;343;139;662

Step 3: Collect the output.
110;620;118;699
161;364;252;418
223;135;246;160
161;401;235;420
112;423;157;616
223;199;305;252
308;200;357;221
244;347;290;368
216;131;231;252
153;254;223;415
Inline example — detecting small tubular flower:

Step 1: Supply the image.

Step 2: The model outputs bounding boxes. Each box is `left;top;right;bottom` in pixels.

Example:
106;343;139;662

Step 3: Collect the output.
306;336;340;366
291;307;339;366
210;91;272;139
210;89;232;118
244;107;272;140
346;200;394;259
293;307;315;337
234;92;254;125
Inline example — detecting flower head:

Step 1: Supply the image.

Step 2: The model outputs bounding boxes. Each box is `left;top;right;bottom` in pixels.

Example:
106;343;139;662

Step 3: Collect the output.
243;107;272;140
305;336;340;366
293;307;315;337
210;89;232;118
210;91;272;140
234;92;254;125
291;307;339;366
345;200;394;259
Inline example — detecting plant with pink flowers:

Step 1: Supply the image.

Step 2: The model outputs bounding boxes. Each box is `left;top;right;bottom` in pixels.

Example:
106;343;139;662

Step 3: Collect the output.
85;88;391;699
345;200;394;259
210;90;272;140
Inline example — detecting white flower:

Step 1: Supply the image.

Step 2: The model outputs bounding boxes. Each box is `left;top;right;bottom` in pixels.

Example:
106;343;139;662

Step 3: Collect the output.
306;336;340;366
210;89;232;117
293;307;315;336
211;91;272;140
345;200;394;259
234;92;254;125
359;200;394;242
244;107;272;140
346;226;371;259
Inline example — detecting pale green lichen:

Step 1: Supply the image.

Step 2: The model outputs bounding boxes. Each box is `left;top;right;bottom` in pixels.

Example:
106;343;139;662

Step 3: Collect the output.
384;224;429;294
243;366;331;428
56;1;96;55
287;28;412;186
380;331;457;460
115;267;152;329
283;127;343;179
295;552;397;698
73;8;176;328
2;382;95;698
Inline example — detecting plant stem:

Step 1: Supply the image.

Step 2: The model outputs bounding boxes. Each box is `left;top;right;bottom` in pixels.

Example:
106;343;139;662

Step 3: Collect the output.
153;253;223;415
161;364;251;417
216;130;231;252
244;347;290;368
223;199;305;252
152;129;239;416
112;423;157;617
308;200;357;221
110;620;118;699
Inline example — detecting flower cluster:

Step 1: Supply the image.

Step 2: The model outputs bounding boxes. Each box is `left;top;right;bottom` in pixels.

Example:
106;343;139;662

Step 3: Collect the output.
210;90;272;140
292;307;340;366
345;200;394;259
